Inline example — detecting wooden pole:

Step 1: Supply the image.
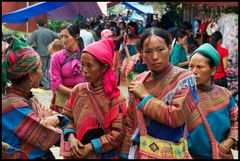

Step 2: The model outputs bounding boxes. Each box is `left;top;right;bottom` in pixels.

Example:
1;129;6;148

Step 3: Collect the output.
26;2;29;40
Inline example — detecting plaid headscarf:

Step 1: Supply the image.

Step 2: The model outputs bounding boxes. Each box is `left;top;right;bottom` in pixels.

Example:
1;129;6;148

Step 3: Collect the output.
2;38;41;93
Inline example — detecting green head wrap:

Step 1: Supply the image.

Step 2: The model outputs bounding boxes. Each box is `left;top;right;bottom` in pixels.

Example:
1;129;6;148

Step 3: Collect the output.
2;38;41;94
192;43;220;69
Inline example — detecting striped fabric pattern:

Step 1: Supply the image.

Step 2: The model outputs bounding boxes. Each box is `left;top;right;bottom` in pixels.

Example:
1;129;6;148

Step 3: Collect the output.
187;85;235;131
14;111;61;151
60;83;127;158
137;67;198;128
2;38;41;92
2;93;29;113
122;65;199;157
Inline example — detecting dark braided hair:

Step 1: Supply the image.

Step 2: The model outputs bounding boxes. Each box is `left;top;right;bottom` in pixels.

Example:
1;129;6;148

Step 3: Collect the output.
210;31;222;49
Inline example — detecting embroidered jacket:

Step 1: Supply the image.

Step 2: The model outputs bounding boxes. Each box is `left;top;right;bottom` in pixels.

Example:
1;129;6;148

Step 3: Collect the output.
121;64;199;158
61;83;127;159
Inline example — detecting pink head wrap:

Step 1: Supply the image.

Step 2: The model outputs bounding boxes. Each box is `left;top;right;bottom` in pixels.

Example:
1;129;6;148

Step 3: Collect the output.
101;29;113;40
82;38;120;99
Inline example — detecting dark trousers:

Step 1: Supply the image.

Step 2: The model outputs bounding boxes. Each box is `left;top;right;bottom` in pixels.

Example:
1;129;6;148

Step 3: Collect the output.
40;56;50;89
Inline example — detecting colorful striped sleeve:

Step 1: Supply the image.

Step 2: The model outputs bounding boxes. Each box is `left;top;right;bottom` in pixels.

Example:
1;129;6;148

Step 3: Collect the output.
141;85;198;128
120;96;138;157
228;96;238;142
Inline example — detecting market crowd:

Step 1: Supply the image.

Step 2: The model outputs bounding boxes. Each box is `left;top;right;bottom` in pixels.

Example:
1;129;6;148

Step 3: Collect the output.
2;11;238;159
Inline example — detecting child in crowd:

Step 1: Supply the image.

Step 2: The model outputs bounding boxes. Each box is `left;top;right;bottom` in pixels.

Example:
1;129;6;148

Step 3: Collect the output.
48;39;64;57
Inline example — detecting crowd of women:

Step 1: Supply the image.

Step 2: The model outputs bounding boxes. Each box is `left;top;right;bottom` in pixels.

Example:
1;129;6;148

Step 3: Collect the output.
2;17;238;159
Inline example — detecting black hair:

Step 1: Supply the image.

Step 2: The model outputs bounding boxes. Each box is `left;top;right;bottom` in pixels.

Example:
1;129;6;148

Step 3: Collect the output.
37;19;45;27
150;20;161;28
59;24;84;51
210;31;222;49
78;22;87;29
175;30;188;40
139;27;172;51
85;23;91;30
182;21;192;31
119;21;126;28
127;21;138;37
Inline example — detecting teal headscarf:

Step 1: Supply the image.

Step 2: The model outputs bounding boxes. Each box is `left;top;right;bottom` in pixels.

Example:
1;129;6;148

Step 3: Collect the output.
192;43;220;69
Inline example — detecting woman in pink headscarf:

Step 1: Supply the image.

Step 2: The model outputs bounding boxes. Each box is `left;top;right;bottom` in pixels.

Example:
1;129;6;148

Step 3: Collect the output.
101;29;113;40
60;38;128;159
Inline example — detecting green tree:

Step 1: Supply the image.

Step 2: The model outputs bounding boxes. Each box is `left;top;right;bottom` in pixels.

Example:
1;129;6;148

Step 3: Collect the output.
48;20;69;33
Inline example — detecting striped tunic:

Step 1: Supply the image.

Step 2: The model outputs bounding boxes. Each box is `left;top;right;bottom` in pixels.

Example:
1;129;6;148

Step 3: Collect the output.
2;91;69;159
60;82;127;159
121;64;199;158
187;85;238;158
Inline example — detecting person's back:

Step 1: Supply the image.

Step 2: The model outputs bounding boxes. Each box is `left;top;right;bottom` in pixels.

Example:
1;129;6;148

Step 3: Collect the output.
170;30;189;69
210;31;229;88
28;19;59;90
79;22;95;48
28;19;59;57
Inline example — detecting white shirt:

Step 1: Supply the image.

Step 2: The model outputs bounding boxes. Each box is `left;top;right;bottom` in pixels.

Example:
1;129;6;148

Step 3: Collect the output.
80;29;95;48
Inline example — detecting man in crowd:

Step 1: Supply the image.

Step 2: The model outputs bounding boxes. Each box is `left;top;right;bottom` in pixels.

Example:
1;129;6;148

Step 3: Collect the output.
28;19;59;90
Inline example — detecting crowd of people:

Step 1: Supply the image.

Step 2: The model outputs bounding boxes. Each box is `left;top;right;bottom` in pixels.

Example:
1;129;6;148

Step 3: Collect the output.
2;11;238;159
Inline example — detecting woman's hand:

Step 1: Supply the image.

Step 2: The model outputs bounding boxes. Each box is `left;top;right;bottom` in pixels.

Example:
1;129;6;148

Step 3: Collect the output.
78;143;93;159
68;134;84;159
38;108;57;118
40;115;60;127
128;80;149;99
220;138;234;151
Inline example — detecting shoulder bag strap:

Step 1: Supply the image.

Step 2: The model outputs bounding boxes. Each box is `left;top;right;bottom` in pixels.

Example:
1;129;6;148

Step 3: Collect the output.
86;90;117;149
135;71;189;139
86;90;110;134
63;49;81;65
197;106;218;158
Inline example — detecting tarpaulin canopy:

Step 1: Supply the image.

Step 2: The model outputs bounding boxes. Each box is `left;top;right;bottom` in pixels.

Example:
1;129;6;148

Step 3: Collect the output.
47;2;103;21
2;2;103;33
2;2;48;33
130;10;144;22
122;2;153;14
2;2;70;23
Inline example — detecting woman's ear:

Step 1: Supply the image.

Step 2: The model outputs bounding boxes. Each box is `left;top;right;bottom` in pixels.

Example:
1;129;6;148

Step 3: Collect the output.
211;66;217;76
168;45;172;55
102;64;108;74
75;34;80;40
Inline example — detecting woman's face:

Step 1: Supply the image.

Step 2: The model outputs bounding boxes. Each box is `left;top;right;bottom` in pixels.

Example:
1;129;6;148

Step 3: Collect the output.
189;53;216;86
142;36;171;73
59;29;77;51
81;52;105;84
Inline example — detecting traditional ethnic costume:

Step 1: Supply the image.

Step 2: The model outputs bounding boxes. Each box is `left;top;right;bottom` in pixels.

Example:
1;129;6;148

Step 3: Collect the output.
2;38;70;159
122;64;199;159
187;43;238;159
60;39;128;159
50;47;85;113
